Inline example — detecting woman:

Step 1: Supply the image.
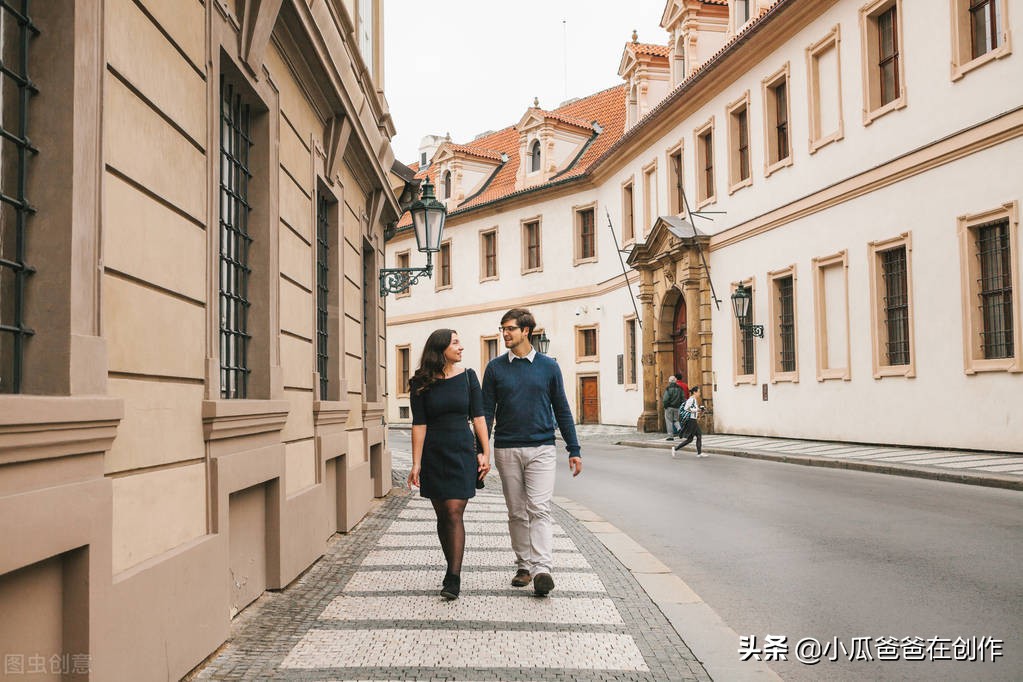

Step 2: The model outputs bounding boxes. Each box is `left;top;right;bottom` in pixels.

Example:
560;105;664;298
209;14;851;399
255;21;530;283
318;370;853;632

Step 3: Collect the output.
672;385;705;458
407;329;491;599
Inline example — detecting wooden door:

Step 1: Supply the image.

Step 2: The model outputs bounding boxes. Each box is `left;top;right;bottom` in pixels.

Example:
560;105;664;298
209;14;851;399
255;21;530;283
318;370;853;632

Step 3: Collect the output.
672;296;688;382
579;376;599;424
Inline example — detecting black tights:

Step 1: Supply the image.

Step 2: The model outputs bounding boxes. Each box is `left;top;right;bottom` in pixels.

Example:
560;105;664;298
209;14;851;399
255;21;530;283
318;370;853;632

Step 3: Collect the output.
431;498;468;575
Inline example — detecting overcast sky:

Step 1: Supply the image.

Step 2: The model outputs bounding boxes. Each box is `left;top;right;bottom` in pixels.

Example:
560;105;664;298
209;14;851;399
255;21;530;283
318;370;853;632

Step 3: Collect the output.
383;1;668;164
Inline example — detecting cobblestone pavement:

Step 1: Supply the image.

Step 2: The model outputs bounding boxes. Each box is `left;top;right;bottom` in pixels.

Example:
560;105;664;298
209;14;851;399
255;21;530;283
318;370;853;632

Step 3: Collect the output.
191;463;711;681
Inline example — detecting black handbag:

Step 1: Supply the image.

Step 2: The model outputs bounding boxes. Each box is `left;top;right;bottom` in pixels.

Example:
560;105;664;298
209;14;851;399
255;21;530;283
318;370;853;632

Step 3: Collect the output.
465;371;485;489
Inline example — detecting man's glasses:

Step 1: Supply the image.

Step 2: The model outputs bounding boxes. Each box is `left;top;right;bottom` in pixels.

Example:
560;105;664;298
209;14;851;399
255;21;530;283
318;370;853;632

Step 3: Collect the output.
499;325;520;333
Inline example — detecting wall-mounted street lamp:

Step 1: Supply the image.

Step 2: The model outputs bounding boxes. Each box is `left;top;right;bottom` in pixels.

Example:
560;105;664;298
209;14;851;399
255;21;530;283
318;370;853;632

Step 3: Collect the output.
379;178;447;297
730;283;764;338
532;331;550;354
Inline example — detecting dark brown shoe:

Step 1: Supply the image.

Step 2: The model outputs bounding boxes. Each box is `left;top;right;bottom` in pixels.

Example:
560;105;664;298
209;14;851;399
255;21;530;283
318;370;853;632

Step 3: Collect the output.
533;572;554;596
511;569;531;587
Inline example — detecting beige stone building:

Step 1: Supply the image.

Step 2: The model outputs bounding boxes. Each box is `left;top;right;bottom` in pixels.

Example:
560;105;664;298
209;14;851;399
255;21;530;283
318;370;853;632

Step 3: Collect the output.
0;1;404;678
387;0;1022;453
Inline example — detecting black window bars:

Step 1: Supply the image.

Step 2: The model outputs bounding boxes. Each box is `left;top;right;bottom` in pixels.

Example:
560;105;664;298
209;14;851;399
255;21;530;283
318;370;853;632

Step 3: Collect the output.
881;246;910;366
0;0;39;394
316;192;330;397
777;276;795;372
219;81;253;399
977;220;1013;359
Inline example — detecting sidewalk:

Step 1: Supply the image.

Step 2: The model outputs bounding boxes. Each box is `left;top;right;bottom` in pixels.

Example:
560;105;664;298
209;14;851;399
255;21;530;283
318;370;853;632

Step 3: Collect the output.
189;452;765;681
567;425;1023;491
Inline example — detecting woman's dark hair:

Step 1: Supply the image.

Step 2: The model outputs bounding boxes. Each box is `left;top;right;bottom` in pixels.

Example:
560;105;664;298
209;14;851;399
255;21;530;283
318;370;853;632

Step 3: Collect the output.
500;308;536;337
690;385;700;394
411;328;456;394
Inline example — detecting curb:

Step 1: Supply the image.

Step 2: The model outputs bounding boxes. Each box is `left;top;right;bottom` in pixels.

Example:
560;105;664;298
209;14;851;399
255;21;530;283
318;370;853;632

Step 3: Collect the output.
616;440;1023;492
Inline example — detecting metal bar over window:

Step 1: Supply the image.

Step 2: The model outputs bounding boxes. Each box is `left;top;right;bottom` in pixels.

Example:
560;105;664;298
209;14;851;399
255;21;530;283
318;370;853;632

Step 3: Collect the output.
881;247;910;366
316;192;330;397
0;0;39;394
219;80;253;399
976;220;1013;359
778;276;795;372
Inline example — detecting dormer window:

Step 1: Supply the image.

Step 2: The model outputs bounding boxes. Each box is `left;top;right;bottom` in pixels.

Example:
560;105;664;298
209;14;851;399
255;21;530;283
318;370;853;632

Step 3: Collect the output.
530;140;541;173
420;152;427;167
735;0;751;25
443;170;451;199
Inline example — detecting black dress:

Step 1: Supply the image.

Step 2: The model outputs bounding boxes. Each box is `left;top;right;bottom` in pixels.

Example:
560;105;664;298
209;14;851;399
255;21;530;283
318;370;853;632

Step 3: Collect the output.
410;369;484;500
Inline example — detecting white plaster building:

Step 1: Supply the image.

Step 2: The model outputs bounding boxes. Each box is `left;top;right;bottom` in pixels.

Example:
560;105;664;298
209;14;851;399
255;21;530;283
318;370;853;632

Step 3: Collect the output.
387;0;1023;453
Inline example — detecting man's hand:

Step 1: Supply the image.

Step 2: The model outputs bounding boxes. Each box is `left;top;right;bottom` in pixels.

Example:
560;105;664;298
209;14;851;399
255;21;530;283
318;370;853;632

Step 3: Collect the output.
568;456;582;477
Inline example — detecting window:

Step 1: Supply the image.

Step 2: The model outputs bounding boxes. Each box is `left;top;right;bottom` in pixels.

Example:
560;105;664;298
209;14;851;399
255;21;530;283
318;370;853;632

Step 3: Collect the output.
735;0;751;27
812;251;851;381
219;79;254;399
396;345;411;396
957;203;1021;373
574;205;597;263
727;92;752;193
442;170;451;199
576;325;598;362
672;36;686;86
436;240;451;290
763;64;792;174
481;335;500;367
733;280;756;383
362;237;380;400
868;233;915;378
0;2;37;394
316;192;331;399
950;0;1011;80
622;179;635;243
394;250;411;297
806;25;844;153
480;228;498;281
420;151;427;167
522;218;542;273
643;162;658;239
694;119;715;206
667;146;684;215
769;267;798;381
399;405;409;419
624;316;639;387
860;0;906;124
530;139;541;173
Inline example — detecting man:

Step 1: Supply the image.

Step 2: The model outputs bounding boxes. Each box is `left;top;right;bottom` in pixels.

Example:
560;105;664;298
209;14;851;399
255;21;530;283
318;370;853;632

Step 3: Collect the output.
482;308;582;596
661;376;685;440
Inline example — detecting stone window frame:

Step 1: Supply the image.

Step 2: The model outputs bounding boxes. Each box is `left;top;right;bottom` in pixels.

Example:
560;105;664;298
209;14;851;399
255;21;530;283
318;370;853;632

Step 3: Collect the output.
529;139;542;174
435;239;452;291
479;226;499;282
726;90;753;194
395;344;411;397
811;250;852;382
731;277;758;385
573;201;599;266
623;314;639;390
480;334;500;368
805;24;846;154
394;248;411;298
666;140;685;215
575;324;599;363
761;62;793;177
521;215;543;275
694;117;716;209
867;231;917;379
767;264;799;384
957;200;1021;374
859;0;908;126
642;159;659;240
313;182;344;401
949;0;1012;81
621;176;636;246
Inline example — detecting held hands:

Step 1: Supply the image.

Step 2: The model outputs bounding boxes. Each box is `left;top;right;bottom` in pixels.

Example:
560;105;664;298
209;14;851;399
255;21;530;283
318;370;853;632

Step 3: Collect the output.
477;453;491;480
569;456;583;477
407;464;420;489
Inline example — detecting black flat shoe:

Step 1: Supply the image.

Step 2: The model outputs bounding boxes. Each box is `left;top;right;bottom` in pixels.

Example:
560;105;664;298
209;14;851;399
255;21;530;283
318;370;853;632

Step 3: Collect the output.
441;573;460;600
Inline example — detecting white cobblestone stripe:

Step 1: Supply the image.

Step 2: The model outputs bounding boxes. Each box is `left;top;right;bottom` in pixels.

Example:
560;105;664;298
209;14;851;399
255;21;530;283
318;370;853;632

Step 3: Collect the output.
343;569;606;593
360;549;591;568
280;629;648;671
399;508;510;521
375;532;578;550
385;520;567;535
317;595;623;624
405;498;509;509
938;457;1023;469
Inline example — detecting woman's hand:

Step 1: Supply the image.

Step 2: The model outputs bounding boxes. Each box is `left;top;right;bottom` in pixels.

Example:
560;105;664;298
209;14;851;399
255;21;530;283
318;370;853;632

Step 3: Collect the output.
407;464;420;489
477;453;491;479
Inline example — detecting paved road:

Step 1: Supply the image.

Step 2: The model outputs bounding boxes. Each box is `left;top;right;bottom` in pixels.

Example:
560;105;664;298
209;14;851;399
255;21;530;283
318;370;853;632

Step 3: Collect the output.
553;440;1023;681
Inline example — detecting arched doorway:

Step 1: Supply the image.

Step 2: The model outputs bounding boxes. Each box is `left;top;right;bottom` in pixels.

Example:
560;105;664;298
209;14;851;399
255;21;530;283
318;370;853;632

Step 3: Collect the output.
672;295;688;383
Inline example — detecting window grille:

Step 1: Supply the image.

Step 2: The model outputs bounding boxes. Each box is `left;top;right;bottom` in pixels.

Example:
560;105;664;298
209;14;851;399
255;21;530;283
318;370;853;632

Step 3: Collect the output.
219;80;253;399
579;209;595;259
0;0;39;394
777;276;795;372
581;328;597;357
316;192;330;397
737;108;750;180
740;328;755;375
878;6;900;105
976;220;1013;359
627;318;637;384
774;82;789;161
881;246;910;365
970;0;1000;59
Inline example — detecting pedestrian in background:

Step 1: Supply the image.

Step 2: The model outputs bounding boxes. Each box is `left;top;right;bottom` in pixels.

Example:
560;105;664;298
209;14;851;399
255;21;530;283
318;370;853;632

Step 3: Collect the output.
672;385;706;458
482;307;582;597
662;376;685;440
407;329;491;600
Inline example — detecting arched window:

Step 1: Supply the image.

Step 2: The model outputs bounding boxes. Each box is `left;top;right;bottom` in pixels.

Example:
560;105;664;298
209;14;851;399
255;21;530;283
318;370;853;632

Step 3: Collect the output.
443;170;451;198
627;83;639;127
529;140;541;173
673;37;686;85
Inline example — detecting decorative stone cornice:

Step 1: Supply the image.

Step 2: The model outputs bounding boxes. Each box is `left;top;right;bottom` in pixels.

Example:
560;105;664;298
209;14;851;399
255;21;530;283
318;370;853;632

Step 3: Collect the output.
313;400;352;428
0;396;123;465
202;399;290;442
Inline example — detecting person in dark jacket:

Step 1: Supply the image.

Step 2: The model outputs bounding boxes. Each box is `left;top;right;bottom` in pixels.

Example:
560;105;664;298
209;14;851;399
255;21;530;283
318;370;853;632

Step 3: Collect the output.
662;376;685;439
482;308;582;597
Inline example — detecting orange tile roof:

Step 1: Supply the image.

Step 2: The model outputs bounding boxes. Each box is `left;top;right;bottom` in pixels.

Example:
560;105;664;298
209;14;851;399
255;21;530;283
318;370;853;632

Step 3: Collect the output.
626;42;670;58
396;83;626;227
444;143;505;161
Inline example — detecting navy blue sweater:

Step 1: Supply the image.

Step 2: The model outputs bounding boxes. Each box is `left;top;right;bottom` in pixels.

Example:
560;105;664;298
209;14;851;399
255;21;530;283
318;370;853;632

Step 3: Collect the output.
481;352;581;457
